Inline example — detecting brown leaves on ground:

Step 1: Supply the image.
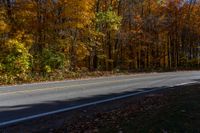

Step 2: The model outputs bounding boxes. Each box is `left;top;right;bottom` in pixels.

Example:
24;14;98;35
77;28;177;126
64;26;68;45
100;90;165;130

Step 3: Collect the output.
52;92;171;133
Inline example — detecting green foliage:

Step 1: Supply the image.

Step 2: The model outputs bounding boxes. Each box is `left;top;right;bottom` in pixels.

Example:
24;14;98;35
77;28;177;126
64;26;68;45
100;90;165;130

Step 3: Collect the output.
188;58;200;68
0;39;31;83
96;8;122;31
179;53;187;67
42;49;65;73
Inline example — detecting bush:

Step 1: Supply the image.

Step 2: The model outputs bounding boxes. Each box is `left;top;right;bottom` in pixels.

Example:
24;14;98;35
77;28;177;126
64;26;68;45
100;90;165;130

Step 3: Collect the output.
188;58;199;68
0;39;31;83
42;49;65;73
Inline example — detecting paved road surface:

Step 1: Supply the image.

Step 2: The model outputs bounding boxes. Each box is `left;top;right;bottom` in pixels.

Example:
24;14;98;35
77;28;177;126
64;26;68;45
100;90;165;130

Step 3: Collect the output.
0;71;200;127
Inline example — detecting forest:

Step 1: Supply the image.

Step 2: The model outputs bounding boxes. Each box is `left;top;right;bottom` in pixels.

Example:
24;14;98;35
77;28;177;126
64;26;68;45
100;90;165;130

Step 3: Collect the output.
0;0;200;84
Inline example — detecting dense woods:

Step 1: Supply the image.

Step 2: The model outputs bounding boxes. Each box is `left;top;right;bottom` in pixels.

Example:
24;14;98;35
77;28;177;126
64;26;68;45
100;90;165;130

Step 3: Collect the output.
0;0;200;83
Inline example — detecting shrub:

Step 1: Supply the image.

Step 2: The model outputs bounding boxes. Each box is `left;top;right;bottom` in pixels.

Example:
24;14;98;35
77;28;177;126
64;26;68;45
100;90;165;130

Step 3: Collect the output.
42;49;65;73
0;39;31;83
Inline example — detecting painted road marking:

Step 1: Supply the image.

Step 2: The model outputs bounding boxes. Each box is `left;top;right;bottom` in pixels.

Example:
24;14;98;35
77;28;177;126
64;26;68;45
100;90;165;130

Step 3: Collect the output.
0;81;198;128
0;72;198;95
174;81;198;87
0;76;166;95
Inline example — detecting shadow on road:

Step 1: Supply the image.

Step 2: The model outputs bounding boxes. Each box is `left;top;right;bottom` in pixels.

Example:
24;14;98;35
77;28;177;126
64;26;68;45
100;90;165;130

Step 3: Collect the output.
0;79;199;129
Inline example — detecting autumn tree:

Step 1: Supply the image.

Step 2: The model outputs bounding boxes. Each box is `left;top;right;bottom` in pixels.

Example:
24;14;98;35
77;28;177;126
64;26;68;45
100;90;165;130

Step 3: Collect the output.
0;0;200;83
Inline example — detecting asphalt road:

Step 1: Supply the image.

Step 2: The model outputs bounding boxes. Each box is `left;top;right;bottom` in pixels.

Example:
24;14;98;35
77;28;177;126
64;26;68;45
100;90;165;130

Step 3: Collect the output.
0;71;200;127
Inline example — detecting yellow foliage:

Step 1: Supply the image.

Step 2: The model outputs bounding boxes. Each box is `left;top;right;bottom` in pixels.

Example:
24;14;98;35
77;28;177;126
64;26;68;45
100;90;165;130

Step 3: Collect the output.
76;42;89;61
0;8;9;33
0;20;8;32
60;0;95;29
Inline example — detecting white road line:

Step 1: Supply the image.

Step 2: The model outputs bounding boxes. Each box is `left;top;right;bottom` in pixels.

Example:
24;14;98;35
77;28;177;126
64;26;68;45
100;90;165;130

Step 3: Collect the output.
0;81;197;128
175;81;198;87
0;87;166;127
